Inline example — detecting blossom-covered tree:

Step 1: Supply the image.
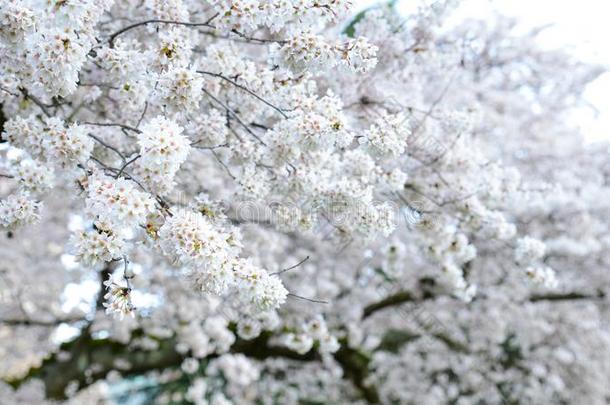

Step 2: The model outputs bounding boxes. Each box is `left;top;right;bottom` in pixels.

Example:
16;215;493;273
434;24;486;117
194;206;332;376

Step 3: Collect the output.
1;0;609;403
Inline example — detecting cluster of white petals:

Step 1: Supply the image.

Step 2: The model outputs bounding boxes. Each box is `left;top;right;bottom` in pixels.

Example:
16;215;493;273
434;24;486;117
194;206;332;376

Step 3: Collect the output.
157;67;204;115
73;229;126;267
85;171;155;232
0;191;41;229
103;274;135;319
275;32;378;73
135;116;191;194
4;116;93;166
11;158;55;193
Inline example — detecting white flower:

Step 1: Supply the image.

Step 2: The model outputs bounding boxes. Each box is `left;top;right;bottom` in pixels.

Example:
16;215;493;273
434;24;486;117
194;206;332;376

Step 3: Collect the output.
12;158;54;193
276;33;377;74
42;118;93;166
303;315;329;340
103;275;135;320
208;354;259;387
188;109;228;147
276;32;335;73
0;191;42;229
153;28;193;71
237;318;262;340
318;334;340;354
203;316;236;353
73;229;126;267
185;378;207;404
338;36;378;73
181;358;200;374
282;333;314;355
233;258;288;312
362;113;410;156
25;28;88;96
135;116;191;194
95;40;149;79
85;171;155;232
3;115;45;159
146;0;189;20
383;168;408;191
515;236;546;265
157;68;203;115
441;261;477;302
525;265;558;289
0;0;36;43
158;208;235;268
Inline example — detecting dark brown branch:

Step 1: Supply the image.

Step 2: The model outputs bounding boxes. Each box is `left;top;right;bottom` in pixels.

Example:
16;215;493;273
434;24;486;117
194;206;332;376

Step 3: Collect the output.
529;290;605;302
83;122;142;134
334;340;380;403
19;88;51;117
362;290;417;319
0;317;84;326
88;134;126;161
8;329;317;400
108;16;218;47
7;326;384;403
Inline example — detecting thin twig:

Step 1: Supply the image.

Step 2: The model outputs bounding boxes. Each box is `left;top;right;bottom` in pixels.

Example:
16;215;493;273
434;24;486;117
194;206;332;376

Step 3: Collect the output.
115;154;141;179
198;70;288;118
272;256;310;276
210;149;236;180
83;122;142;134
136;102;149;128
108;15;219;47
202;87;266;145
287;293;328;304
19;88;51;117
88;134;126;161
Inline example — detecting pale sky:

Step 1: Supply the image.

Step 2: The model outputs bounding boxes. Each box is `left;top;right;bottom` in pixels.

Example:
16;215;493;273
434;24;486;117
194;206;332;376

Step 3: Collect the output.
357;0;610;142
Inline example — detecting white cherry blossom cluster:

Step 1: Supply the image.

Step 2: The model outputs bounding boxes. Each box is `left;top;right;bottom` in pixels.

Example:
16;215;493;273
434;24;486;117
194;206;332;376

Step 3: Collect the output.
187;108;228;147
85;171;155;233
103;273;135;320
158;208;236;268
3;116;93;167
153;28;194;72
41;119;94;167
0;0;35;43
0;191;42;229
515;236;546;265
25;28;89;97
207;354;260;388
158;208;287;312
361;112;411;156
0;0;112;97
281;316;340;355
73;229;126;268
525;265;559;289
176;315;236;358
10;158;55;193
275;32;378;73
211;0;351;33
2;115;45;158
515;237;557;288
233;258;288;312
146;0;189;21
157;67;204;115
135;116;191;194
